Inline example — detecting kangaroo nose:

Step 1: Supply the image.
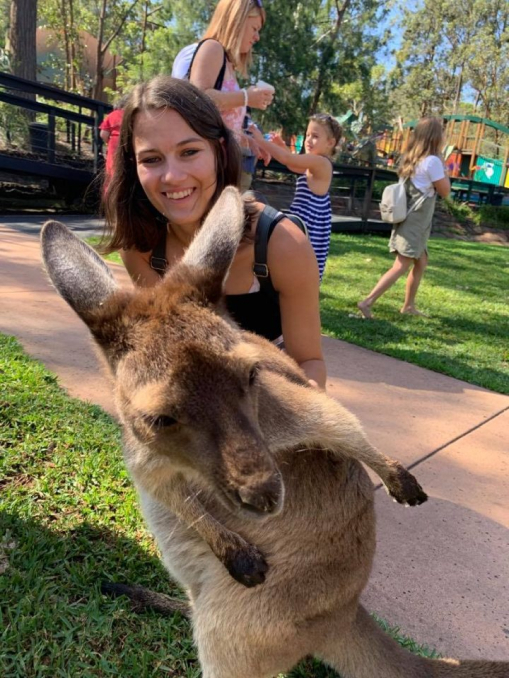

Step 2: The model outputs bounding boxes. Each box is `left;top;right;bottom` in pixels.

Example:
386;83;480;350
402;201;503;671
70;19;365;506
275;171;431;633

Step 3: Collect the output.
236;475;283;515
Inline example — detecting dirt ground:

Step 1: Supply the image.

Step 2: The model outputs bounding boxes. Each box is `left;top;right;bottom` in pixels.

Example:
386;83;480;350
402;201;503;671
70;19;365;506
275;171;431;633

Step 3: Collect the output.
432;204;509;245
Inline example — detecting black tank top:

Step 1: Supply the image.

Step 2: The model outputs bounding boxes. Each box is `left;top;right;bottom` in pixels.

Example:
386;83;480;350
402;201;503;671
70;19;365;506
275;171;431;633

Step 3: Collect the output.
225;288;282;340
149;229;283;342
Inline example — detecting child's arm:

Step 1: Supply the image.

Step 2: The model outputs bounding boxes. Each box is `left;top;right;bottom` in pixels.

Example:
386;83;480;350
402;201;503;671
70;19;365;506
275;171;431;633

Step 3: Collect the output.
249;126;331;181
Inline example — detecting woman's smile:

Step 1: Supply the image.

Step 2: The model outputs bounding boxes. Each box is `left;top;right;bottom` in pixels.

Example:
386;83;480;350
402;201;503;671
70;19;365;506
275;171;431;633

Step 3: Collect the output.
134;108;217;233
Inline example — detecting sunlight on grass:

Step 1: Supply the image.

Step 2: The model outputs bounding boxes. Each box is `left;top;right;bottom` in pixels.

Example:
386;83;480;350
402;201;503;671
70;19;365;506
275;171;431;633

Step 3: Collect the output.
321;235;509;394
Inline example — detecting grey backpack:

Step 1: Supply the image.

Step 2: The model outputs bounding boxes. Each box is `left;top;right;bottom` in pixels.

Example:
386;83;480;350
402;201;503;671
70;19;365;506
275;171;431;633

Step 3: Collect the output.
380;179;429;224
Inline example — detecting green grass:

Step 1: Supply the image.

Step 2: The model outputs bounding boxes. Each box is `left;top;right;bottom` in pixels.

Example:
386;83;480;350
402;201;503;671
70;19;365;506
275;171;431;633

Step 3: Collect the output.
321;235;509;394
1;334;438;677
84;236;123;264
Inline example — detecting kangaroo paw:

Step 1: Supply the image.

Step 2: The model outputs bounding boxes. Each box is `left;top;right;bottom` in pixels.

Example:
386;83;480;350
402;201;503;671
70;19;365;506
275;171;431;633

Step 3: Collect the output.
384;464;428;507
223;542;269;587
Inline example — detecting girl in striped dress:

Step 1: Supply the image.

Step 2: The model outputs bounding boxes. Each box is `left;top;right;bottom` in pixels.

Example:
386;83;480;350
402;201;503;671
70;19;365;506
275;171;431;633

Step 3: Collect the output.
250;114;342;279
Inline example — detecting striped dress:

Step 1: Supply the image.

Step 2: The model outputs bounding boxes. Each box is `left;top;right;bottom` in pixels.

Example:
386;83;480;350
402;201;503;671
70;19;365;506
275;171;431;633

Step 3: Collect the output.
290;174;332;280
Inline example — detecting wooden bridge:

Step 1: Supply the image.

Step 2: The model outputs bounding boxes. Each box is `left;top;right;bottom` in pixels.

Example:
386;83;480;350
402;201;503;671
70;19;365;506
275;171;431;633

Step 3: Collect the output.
0;72;111;208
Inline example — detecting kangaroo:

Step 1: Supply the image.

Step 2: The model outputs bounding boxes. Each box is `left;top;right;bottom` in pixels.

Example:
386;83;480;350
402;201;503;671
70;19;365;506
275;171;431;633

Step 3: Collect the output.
41;187;508;678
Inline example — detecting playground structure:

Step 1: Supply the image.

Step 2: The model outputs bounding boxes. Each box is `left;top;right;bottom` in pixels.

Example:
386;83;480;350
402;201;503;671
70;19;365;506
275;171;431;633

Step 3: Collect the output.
377;115;509;203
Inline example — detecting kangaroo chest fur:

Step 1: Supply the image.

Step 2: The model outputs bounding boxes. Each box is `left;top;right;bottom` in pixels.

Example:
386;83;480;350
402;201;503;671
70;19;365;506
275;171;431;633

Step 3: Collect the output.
137;448;376;618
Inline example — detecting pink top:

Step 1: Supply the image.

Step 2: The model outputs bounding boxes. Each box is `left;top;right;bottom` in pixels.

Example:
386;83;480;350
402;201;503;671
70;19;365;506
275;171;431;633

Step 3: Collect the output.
221;71;245;132
220;64;248;149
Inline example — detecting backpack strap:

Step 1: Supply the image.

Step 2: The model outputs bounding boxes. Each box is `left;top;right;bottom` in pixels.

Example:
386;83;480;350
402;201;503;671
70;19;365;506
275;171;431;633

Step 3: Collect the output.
150;205;308;290
254;205;308;302
187;39;227;91
150;229;168;276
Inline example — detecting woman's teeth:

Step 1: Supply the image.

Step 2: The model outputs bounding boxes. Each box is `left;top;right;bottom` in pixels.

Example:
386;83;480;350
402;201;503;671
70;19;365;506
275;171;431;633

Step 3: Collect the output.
165;189;193;200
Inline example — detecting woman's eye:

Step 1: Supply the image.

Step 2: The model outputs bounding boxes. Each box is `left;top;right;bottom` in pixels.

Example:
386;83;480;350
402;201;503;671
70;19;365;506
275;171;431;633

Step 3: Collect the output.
182;148;199;158
140;156;160;165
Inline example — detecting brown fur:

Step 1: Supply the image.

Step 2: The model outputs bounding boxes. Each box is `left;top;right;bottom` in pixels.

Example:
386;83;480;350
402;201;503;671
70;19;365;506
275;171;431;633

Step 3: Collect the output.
41;187;508;678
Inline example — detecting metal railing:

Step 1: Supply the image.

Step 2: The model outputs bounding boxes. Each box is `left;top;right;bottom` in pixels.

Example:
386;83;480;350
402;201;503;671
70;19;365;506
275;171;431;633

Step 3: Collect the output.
0;71;112;182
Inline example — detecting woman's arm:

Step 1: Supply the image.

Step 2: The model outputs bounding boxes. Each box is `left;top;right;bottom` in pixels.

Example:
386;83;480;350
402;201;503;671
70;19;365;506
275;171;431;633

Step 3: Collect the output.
267;218;326;389
100;129;111;143
249;125;330;180
433;176;451;198
121;248;162;288
189;40;272;111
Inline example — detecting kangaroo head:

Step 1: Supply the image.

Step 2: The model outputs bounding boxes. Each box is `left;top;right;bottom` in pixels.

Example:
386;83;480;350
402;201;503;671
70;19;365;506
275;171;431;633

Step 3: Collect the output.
41;187;282;518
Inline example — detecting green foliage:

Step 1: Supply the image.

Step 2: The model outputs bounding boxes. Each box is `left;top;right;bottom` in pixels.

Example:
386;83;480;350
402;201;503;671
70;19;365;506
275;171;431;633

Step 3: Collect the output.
441;199;509;230
0;101;30;147
390;0;509;124
478;205;509;229
321;235;509;394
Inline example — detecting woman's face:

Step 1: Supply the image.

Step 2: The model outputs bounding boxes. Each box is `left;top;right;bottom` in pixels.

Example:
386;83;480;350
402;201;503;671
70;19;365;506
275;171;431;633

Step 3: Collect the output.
240;11;262;54
133;108;217;233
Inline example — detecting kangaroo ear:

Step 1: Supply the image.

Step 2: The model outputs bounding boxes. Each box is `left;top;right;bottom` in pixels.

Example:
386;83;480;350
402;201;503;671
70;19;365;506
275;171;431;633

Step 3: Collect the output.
41;220;119;320
180;186;245;286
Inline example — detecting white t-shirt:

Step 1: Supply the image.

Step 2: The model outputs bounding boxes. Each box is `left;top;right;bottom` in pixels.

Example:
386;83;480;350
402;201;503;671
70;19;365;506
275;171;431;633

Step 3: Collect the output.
411;155;445;196
171;43;198;79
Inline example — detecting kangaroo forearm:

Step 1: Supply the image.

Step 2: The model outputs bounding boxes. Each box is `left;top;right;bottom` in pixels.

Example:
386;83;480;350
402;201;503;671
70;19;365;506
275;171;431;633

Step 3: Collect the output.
145;474;269;587
260;374;427;506
260;374;393;471
149;474;237;551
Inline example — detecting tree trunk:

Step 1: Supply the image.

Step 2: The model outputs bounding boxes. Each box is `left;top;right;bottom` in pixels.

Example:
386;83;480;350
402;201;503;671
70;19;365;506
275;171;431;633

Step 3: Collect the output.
8;0;38;83
93;0;108;100
452;64;464;114
60;0;71;90
69;0;77;91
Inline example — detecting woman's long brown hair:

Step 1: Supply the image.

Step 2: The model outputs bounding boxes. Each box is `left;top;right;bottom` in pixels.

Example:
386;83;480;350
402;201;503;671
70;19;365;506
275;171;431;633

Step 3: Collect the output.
101;76;242;254
398;117;444;181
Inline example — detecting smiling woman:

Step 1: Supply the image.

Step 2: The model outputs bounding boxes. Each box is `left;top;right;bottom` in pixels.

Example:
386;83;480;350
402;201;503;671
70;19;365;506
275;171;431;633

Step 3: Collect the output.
133;108;218;237
101;76;327;389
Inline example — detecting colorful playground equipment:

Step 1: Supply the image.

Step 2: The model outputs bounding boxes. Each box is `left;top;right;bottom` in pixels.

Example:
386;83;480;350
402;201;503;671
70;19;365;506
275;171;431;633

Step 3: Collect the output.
377;115;509;189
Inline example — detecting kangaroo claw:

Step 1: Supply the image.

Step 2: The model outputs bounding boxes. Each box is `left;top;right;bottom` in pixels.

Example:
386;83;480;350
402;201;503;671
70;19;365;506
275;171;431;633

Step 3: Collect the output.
224;543;269;587
384;464;428;507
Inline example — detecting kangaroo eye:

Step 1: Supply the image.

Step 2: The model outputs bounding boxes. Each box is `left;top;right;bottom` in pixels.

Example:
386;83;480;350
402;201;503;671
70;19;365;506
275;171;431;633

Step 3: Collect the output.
151;415;177;429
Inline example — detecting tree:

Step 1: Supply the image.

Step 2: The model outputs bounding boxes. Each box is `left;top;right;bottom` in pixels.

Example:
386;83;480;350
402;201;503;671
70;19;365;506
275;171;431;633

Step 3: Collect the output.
92;0;142;98
7;0;38;83
390;0;509;126
464;0;509;122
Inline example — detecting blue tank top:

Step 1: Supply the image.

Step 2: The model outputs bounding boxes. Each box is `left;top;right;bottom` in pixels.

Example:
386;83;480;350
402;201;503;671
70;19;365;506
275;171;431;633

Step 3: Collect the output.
290;174;332;279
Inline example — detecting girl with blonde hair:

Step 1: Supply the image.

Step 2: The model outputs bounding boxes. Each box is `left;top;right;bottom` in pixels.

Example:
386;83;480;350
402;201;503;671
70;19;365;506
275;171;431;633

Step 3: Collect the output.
188;0;274;189
358;117;451;318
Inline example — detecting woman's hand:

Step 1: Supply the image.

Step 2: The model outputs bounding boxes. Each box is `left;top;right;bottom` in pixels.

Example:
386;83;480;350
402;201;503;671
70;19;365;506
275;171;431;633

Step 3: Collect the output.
247;85;274;110
246;134;271;165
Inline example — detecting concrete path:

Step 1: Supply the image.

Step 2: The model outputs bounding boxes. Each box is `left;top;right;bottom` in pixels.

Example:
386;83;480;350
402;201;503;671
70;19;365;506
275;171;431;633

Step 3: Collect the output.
1;220;508;662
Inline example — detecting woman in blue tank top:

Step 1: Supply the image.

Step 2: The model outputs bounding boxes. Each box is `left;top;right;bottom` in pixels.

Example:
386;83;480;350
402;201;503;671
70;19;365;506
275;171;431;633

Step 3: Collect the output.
249;113;342;279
